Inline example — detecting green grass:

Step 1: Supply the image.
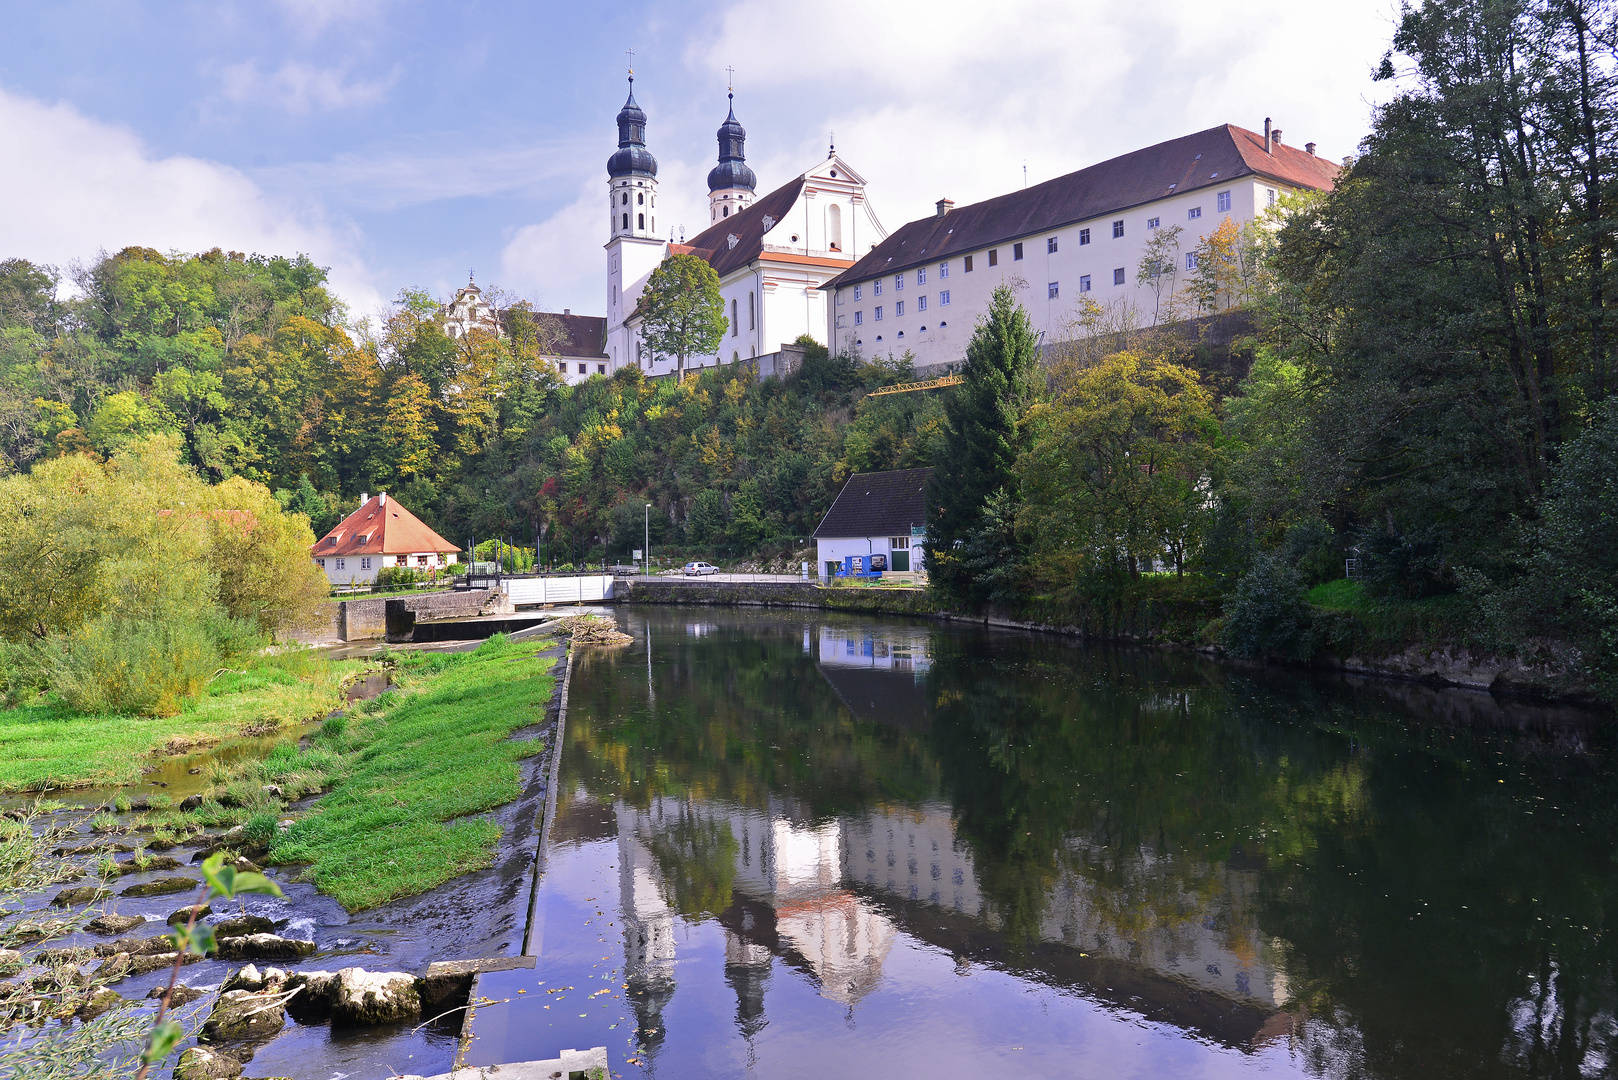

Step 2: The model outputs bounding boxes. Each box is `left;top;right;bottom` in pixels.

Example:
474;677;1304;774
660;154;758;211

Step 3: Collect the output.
1306;578;1365;609
270;634;557;910
1306;578;1473;649
0;652;356;792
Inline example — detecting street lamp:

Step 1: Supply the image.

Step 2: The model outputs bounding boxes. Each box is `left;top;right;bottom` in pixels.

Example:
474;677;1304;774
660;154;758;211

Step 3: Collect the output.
644;503;652;577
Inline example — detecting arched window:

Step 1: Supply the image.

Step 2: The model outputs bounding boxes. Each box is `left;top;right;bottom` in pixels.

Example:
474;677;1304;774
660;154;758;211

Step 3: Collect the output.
827;203;842;251
622;193;628;205
748;291;755;330
622;213;629;230
731;298;738;336
723;205;730;218
733;351;740;362
637;213;644;229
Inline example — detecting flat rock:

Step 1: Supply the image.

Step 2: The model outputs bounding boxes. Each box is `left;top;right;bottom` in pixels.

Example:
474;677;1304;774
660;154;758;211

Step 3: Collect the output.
86;913;145;935
331;967;420;1026
97;950;202;980
149;982;207;1007
167;903;213;926
75;987;126;1021
173;1045;245;1080
213;915;275;939
284;970;336;1022
201;988;286;1043
93;934;178;958
214;934;315;961
109;855;183;876
51;886;111;906
120;876;198;898
221;964;287;993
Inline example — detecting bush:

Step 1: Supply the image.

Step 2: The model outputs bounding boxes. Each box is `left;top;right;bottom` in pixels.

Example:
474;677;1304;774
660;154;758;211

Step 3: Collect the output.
48;612;265;716
1222;553;1317;660
375;566;427;589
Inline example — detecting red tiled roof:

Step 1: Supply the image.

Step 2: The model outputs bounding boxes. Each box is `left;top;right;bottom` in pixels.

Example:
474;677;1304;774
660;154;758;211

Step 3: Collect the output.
826;125;1339;289
679;175;807;278
310;494;459;557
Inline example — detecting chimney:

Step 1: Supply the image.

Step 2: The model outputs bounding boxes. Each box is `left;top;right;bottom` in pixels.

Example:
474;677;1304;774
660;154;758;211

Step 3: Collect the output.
359;492;369;506
1264;117;1272;154
936;198;955;218
379;492;387;506
1305;142;1316;157
563;308;571;315
1272;129;1283;146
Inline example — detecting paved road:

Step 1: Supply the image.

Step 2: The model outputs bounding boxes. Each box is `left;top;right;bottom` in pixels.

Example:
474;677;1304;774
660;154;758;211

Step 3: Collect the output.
633;572;811;584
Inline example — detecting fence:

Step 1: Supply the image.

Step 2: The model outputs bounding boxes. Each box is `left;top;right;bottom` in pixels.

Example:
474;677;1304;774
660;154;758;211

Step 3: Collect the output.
496;574;616;606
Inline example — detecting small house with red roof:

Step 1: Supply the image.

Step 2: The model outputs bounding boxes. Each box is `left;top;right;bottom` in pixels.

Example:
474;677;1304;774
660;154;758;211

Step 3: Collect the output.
310;492;459;586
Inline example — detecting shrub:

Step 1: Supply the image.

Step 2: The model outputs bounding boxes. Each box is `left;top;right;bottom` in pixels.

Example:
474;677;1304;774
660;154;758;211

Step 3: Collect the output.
1223;553;1317;660
375;566;426;589
49;613;262;716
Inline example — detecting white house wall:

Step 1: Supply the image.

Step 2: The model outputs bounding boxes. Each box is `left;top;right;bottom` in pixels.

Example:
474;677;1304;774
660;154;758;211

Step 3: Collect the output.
816;536;927;578
829;179;1292;368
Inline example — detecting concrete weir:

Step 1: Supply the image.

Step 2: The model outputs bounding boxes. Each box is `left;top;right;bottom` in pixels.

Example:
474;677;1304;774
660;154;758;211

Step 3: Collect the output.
404;1046;608;1080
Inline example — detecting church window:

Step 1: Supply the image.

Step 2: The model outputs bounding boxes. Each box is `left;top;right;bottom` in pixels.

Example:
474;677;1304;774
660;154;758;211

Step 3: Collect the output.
1113;220;1124;238
875;306;883;321
828;203;842;251
723;205;730;217
940;290;950;305
895;300;904;316
638;213;644;229
918;295;928;311
1047;236;1058;253
1079;275;1091;292
940;261;949;278
1079;228;1091;245
748;292;755;330
651;217;655;231
988;249;998;267
917;266;927;284
855;311;863;325
1217;190;1231;212
733;351;740;362
622;213;629;229
731;299;739;336
1013;242;1023;261
622;193;629;205
637;192;644;205
1048;282;1059;299
1113;267;1125;285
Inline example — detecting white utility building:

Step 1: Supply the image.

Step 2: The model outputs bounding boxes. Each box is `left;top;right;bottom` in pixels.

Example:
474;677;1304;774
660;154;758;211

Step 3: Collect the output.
812;468;932;579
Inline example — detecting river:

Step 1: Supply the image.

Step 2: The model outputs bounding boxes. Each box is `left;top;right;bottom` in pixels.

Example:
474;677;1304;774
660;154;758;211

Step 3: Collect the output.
461;607;1616;1079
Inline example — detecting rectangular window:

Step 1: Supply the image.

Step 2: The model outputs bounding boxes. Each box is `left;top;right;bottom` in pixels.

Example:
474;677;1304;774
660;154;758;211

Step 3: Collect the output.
918;295;928;311
890;536;910;550
964;255;974;272
875;306;883;321
1267;187;1278;206
1188;206;1202;220
894;274;903;291
1079;275;1091;292
1186;252;1198;270
1147;217;1160;229
1112;220;1124;238
397;555;408;567
1217;190;1231;212
317;558;326;568
598;363;607;374
874;280;882;295
917;266;927;284
940;261;950;278
855;310;863;325
1113;267;1125;285
854;284;862;300
1047;236;1058;253
578;362;587;373
336;558;345;570
836;313;846;328
988;248;998;266
940;290;951;305
361;557;371;570
1012;242;1023;261
895;300;904;316
1079;228;1091;245
1048;282;1059;299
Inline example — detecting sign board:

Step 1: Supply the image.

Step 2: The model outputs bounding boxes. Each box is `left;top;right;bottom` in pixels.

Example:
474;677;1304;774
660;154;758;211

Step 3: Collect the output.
632;549;643;560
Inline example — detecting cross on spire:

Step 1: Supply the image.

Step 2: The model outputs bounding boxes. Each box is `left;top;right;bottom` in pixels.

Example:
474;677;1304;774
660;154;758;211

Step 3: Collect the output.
828;130;835;158
725;65;735;91
625;47;635;76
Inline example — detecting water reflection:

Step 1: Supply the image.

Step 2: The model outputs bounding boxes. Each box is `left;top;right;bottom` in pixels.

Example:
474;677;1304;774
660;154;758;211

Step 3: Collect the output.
495;609;1617;1079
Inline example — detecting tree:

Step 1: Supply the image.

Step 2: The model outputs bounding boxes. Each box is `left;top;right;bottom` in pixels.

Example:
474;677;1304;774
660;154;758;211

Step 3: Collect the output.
1135;223;1184;325
925;285;1041;606
1188;217;1259;313
638;254;727;383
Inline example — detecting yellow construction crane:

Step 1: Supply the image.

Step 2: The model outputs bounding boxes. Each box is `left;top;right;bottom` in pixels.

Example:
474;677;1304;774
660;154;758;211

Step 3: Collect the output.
865;374;963;397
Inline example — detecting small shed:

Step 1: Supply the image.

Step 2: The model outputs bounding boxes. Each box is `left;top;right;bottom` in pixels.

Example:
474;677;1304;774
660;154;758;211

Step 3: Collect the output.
812;468;933;579
310;492;460;586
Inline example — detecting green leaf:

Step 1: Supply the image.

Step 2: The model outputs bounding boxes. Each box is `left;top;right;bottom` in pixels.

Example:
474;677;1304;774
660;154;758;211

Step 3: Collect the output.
140;1019;184;1064
200;850;284;900
170;921;217;956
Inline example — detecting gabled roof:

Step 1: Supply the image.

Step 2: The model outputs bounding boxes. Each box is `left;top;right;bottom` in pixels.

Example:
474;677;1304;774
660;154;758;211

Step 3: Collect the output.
310;494;459;557
678;175;807;278
813;468;934;539
826;125;1338;288
540;312;608;359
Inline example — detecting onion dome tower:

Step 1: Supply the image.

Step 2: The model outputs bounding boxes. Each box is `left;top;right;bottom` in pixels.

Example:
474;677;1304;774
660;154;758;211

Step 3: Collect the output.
707;92;757;223
607;76;658;241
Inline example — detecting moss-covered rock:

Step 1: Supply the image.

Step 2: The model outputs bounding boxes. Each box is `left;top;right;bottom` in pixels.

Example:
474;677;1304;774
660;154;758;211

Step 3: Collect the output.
200;988;286;1043
330;968;420;1025
214;934;315;961
173;1045;245;1079
85;913;145;934
50;886;110;906
120;876;199;898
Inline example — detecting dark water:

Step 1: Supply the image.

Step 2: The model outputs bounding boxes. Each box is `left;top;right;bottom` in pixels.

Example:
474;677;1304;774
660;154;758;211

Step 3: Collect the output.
467;608;1617;1080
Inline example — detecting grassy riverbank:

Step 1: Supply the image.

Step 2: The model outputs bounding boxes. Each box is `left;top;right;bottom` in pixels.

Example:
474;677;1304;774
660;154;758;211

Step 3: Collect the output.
271;635;557;909
0;650;353;792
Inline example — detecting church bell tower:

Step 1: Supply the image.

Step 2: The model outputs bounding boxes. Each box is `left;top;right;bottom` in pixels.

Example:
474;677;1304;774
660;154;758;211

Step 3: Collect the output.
605;73;668;376
707;92;757;223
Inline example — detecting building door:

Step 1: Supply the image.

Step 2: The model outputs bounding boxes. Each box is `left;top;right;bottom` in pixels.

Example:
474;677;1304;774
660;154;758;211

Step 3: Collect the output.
889;536;911;572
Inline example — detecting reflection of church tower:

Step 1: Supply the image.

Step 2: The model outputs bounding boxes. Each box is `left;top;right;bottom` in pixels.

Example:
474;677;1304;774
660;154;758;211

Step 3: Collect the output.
707;92;757;223
617;801;677;1058
723;929;771;1045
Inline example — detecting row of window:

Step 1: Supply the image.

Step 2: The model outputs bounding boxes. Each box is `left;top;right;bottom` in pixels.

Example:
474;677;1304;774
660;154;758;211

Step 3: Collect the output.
730;293;757;337
575;362;608;375
853;322;943;345
843;290;951;327
317;554;447;571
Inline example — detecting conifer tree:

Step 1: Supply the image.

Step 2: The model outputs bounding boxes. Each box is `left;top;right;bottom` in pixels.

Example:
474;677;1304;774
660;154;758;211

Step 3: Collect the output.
924;285;1040;606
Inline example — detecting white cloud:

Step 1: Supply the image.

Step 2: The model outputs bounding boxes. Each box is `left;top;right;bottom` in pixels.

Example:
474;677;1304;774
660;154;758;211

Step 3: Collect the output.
0;84;384;315
215;59;397;114
499;186;602;314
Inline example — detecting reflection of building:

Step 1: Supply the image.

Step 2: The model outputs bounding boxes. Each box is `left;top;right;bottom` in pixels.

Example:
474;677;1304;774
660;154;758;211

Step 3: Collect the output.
816;626;931;672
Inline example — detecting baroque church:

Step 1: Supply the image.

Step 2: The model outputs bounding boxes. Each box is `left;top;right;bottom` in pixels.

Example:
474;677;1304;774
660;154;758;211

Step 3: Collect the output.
603;77;886;381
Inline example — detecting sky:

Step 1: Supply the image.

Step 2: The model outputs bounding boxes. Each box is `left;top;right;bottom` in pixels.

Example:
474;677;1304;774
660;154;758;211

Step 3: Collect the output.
0;0;1402;325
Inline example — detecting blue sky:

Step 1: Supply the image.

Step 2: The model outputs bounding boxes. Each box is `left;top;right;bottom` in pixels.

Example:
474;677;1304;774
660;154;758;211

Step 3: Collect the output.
0;0;1399;323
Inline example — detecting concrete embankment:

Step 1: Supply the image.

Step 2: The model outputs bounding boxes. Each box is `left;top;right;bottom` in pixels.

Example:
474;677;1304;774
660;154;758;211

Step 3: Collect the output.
613;578;941;617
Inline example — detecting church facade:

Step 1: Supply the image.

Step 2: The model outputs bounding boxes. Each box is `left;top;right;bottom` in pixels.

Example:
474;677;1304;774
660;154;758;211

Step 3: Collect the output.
603;79;888;379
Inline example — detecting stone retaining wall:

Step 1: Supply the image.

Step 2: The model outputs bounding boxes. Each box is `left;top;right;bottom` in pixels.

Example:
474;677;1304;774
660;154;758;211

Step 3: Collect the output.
287;589;514;642
614;578;938;617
